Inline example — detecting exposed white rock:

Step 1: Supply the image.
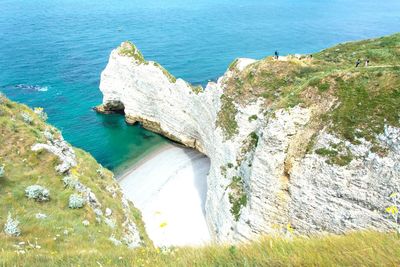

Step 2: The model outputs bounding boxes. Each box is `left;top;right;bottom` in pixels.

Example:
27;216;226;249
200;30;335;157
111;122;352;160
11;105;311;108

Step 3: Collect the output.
99;42;400;243
32;130;142;248
31;134;76;173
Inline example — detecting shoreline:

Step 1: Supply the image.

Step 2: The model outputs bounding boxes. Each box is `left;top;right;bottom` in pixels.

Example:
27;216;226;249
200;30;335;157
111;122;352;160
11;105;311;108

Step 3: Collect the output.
117;142;211;247
116;142;176;181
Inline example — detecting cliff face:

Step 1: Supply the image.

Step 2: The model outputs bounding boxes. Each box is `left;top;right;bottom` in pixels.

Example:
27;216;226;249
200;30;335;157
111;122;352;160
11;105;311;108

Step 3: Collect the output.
99;36;400;242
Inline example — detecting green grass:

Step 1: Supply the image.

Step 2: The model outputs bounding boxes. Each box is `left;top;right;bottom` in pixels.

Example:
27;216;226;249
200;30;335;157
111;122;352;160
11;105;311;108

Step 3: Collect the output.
153;62;177;83
190;84;204;94
228;58;239;71
220;33;400;161
248;114;258;122
0;231;399;266
0;95;151;254
216;94;239;139
327;69;400;143
315;146;353;166
227;176;247;221
118;41;146;63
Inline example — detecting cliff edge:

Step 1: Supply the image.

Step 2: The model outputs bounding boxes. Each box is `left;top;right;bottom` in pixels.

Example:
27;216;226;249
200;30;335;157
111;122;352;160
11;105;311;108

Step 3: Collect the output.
98;35;400;242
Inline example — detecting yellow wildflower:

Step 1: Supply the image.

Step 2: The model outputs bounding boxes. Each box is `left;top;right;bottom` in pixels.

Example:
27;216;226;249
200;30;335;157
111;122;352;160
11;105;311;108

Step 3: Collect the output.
386;205;398;215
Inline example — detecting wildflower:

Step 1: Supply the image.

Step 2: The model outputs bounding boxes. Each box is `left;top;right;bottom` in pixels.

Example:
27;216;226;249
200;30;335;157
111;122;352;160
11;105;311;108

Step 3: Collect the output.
105;208;112;217
35;213;47;219
385;206;399;216
286;223;294;234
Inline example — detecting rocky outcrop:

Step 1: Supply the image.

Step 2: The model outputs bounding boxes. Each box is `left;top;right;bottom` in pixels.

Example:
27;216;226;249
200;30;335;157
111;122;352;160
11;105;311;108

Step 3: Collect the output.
31;127;142;248
98;42;400;242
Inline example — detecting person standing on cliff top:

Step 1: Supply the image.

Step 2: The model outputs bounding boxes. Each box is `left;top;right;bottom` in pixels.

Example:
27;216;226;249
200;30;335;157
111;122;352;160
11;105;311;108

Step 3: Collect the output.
274;50;279;60
355;59;361;67
365;58;370;67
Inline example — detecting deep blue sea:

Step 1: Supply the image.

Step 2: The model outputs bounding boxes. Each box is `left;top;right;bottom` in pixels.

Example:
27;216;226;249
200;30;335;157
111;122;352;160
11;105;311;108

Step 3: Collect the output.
0;0;399;172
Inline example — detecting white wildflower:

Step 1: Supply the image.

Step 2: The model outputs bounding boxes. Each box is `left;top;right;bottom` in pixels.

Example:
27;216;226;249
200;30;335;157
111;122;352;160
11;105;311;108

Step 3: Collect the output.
35;213;47;219
105;208;112;217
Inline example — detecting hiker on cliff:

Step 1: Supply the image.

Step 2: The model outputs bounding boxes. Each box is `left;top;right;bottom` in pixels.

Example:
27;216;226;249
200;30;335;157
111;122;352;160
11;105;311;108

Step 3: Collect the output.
365;58;370;67
274;50;279;60
355;59;361;68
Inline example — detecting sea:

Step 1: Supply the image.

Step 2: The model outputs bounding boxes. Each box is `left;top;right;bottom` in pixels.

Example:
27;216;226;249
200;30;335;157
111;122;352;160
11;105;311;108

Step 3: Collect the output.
1;0;399;173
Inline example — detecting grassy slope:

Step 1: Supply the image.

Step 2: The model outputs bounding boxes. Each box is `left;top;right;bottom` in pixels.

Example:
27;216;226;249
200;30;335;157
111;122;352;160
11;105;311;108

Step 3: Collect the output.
1;231;399;266
0;95;150;256
218;33;400;146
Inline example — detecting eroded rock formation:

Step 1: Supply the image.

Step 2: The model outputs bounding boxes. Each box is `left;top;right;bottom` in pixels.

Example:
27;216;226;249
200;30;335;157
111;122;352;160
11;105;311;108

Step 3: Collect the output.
98;39;400;242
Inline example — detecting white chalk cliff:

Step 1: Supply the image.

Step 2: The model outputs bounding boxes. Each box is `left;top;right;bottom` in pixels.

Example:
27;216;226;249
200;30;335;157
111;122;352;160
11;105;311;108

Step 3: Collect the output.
98;41;400;243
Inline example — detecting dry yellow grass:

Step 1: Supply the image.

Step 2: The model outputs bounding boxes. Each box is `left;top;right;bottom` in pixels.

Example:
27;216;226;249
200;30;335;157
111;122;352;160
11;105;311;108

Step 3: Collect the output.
0;231;399;266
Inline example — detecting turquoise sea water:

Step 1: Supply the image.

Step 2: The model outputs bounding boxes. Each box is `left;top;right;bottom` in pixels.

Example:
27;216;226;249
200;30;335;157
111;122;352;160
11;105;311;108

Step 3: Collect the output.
1;0;399;172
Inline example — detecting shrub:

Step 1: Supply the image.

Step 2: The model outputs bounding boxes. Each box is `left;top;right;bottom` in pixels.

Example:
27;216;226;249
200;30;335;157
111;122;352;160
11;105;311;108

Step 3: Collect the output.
0;165;4;178
248;115;258;122
69;194;85;209
96;168;106;179
318;82;330;92
118;41;145;63
63;176;78;189
4;212;21;237
109;235;122;246
216;94;238;139
34;107;48;121
228;176;248;221
25;185;50;202
43;129;53;140
21;112;33;124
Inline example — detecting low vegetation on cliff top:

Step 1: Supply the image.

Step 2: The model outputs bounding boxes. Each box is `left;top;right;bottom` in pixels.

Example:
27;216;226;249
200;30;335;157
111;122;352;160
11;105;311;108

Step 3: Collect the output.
218;33;400;145
0;95;150;255
1;231;399;266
